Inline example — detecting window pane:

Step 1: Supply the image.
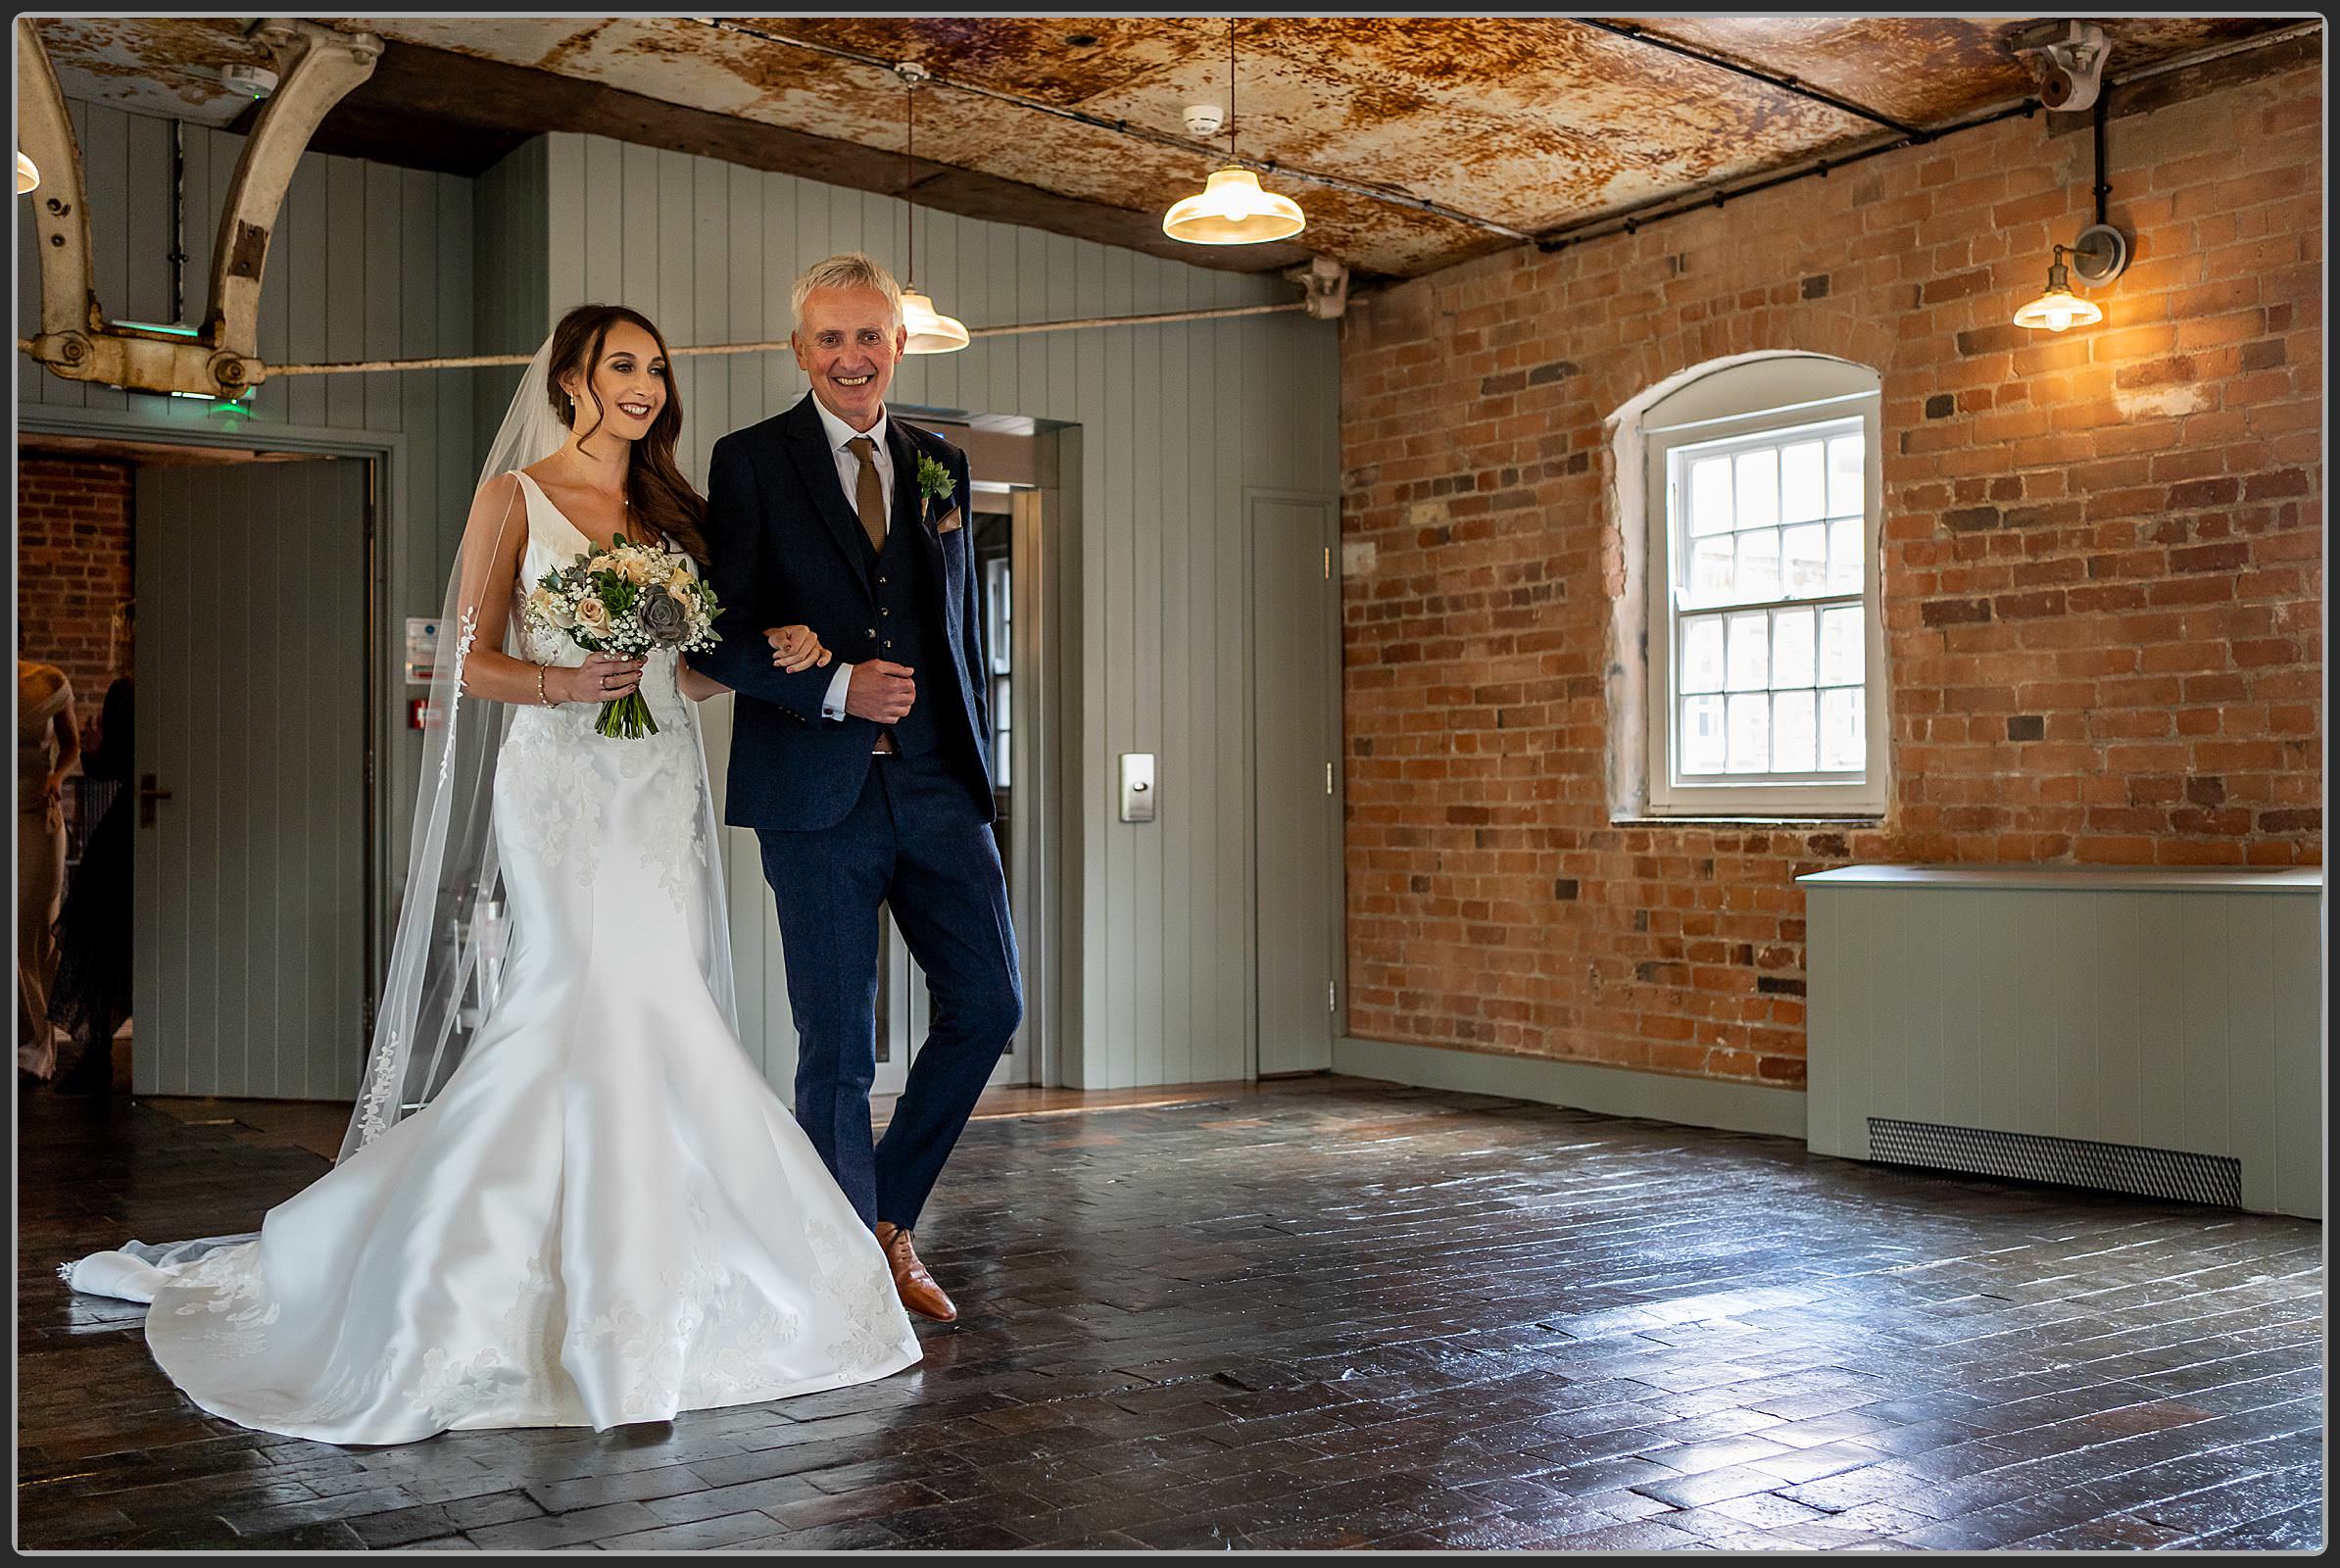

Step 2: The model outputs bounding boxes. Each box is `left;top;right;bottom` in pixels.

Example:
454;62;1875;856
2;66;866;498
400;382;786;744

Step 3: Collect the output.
1782;522;1828;597
1828;515;1864;593
1727;692;1771;773
1687;534;1735;604
1735;527;1780;601
1820;686;1864;771
1772;606;1816;689
1680;613;1726;694
1781;439;1827;524
1726;611;1770;691
1773;689;1818;773
1820;605;1863;686
1689;455;1734;536
1733;447;1779;530
1682;695;1726;774
1827;432;1864;518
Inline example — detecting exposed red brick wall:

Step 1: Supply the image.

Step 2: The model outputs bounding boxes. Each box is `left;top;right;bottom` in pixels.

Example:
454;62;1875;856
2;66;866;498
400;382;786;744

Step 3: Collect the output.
17;455;134;744
1339;60;2322;1089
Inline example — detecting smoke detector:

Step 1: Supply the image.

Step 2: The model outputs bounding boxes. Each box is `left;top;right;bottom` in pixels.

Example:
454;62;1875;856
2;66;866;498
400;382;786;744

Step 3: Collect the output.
1182;102;1225;138
221;62;280;100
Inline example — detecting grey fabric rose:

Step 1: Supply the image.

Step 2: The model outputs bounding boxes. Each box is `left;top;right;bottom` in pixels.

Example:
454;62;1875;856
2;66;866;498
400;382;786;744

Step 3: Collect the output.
639;589;689;643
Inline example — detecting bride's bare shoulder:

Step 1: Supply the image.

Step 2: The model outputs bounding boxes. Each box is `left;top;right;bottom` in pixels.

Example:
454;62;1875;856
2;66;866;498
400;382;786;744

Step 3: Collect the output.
466;470;528;526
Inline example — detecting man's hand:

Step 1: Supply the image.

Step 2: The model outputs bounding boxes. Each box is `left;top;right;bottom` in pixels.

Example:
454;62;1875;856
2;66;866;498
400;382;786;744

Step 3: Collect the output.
845;660;916;723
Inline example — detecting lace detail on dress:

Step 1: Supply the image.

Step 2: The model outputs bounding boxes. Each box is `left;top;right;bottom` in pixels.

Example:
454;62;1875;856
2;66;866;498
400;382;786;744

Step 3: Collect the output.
798;1215;914;1371
825;1269;913;1369
498;712;609;886
615;678;706;910
164;1242;277;1356
410;1347;520;1427
273;1348;397;1429
572;1298;683;1423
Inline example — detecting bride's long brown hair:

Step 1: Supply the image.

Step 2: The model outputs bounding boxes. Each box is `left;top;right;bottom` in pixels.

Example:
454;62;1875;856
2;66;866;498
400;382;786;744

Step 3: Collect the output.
546;304;710;562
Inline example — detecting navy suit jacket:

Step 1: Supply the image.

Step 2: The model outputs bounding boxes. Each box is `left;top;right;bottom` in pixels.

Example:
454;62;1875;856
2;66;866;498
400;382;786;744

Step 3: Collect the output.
698;393;994;833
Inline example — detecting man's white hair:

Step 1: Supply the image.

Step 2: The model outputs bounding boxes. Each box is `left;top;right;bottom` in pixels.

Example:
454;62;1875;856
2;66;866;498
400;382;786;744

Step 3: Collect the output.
790;252;903;333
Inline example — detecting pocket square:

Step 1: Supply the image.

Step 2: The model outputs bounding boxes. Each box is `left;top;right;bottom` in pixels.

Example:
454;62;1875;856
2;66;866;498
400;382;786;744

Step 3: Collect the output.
935;508;963;534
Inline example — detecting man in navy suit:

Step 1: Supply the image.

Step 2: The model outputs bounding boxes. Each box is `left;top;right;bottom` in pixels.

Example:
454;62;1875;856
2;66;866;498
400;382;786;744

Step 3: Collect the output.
697;253;1020;1323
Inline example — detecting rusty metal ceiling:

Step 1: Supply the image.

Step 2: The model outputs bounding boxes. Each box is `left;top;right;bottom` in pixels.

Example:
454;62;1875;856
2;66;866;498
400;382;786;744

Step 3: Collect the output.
28;15;2313;281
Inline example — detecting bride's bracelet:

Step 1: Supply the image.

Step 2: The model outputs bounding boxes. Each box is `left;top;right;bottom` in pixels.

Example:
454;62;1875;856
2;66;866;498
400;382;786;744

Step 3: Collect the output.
535;664;556;708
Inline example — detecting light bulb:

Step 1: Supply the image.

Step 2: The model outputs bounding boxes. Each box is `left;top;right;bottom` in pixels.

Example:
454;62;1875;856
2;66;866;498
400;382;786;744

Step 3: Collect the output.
2013;285;2102;332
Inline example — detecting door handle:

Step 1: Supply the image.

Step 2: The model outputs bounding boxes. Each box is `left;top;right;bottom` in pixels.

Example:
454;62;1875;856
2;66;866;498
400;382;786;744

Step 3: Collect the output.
138;772;173;827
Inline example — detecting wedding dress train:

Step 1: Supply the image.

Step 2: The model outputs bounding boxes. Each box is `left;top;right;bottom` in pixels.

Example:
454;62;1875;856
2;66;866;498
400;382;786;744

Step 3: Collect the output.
61;470;921;1444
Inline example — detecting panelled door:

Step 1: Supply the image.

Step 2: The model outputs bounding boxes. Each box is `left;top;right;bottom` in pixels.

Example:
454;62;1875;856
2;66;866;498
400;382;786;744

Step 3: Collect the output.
1250;491;1342;1075
134;457;372;1099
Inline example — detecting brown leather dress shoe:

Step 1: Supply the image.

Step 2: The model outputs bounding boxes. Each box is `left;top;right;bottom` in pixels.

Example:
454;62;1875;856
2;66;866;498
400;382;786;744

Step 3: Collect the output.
873;1221;957;1322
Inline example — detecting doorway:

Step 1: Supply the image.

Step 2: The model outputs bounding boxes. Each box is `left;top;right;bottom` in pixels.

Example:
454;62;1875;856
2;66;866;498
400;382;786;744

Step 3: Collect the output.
871;419;1054;1096
18;421;384;1102
134;456;376;1098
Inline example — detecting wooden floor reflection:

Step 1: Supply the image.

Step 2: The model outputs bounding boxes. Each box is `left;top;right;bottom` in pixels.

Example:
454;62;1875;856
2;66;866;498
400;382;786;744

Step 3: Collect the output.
20;1075;2322;1550
129;1075;1337;1162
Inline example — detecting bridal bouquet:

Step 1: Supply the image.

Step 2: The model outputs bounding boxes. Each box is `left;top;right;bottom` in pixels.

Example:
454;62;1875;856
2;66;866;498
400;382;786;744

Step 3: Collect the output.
522;535;721;738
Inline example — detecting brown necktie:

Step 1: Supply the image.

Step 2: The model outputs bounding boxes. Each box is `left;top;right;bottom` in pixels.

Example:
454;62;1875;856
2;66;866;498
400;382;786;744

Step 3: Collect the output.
846;435;886;554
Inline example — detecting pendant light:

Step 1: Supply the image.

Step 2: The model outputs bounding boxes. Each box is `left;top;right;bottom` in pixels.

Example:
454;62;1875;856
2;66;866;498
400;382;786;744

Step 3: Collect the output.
895;67;968;355
1163;19;1304;246
16;151;37;194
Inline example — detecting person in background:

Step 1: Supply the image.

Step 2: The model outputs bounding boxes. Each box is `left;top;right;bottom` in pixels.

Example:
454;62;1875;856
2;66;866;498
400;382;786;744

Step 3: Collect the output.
18;657;80;1082
50;667;132;1095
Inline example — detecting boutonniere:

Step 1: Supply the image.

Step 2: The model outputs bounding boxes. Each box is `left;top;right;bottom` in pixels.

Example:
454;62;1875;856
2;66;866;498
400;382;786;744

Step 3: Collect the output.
915;452;953;507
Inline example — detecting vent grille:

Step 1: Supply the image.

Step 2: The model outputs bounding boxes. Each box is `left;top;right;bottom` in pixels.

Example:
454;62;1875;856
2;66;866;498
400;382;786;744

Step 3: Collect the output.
1867;1118;2243;1209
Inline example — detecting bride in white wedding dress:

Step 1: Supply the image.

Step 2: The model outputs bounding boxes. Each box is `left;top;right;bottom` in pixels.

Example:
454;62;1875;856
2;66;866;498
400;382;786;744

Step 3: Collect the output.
60;306;922;1445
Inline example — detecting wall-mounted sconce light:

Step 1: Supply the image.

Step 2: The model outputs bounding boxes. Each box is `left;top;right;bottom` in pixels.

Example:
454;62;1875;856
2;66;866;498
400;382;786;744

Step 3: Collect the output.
16;151;38;194
2013;224;2126;331
2011;53;2129;333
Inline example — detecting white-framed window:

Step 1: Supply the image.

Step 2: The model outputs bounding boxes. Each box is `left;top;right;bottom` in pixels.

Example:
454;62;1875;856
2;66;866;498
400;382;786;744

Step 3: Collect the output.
1642;356;1887;816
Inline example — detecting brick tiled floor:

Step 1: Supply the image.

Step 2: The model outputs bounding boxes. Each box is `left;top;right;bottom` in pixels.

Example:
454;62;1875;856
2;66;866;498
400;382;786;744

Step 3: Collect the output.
17;1078;2325;1550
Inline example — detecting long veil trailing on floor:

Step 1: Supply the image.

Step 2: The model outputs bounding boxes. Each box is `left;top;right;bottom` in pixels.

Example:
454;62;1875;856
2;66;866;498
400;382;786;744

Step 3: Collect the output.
65;336;742;1294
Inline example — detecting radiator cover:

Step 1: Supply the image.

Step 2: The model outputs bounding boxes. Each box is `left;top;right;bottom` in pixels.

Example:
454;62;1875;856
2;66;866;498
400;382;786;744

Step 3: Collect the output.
1867;1117;2244;1209
1798;865;2321;1219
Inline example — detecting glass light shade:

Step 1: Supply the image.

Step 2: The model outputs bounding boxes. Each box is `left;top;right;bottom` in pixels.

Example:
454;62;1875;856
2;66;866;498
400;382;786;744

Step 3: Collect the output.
1162;167;1304;245
17;151;38;195
900;286;969;354
2012;285;2102;332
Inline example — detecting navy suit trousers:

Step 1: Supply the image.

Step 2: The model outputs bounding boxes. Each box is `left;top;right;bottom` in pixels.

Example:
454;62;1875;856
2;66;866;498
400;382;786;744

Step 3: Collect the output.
756;745;1022;1233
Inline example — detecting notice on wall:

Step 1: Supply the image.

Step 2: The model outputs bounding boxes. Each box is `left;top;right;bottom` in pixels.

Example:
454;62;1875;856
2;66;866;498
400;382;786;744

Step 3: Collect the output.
406;617;439;685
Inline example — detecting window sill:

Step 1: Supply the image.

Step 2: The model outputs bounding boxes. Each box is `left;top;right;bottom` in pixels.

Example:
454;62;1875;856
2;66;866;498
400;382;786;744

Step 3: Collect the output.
1611;814;1884;828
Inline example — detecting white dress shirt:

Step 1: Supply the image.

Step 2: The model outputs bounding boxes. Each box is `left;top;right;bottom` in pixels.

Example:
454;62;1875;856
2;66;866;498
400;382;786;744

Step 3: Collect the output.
809;399;892;720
